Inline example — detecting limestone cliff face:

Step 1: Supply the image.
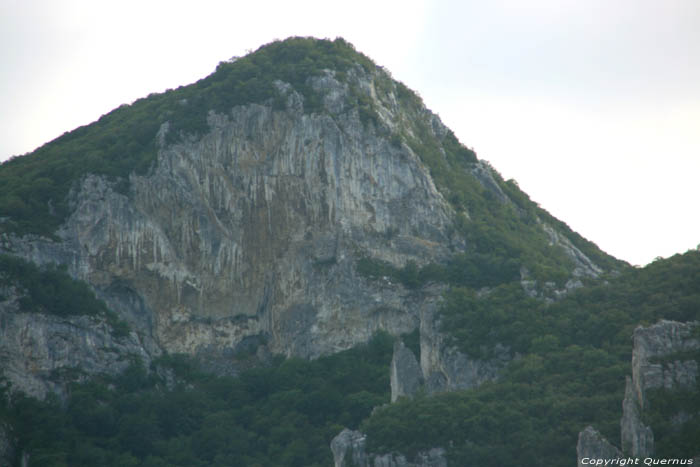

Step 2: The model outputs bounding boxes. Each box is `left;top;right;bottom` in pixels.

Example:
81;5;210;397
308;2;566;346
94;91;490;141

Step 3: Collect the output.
1;66;456;373
390;340;423;402
621;320;699;457
389;305;511;402
419;306;511;394
578;320;699;463
1;49;609;404
331;429;447;467
576;426;621;467
0;282;155;399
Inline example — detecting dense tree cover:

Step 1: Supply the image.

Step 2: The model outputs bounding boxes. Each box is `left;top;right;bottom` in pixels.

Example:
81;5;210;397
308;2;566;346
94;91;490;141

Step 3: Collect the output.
1;254;697;466
0;332;393;467
0;254;129;336
0;37;374;236
357;252;520;291
2;35;687;466
361;251;700;465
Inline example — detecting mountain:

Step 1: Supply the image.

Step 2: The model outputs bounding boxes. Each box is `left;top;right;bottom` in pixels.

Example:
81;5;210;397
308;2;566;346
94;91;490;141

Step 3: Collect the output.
0;37;697;466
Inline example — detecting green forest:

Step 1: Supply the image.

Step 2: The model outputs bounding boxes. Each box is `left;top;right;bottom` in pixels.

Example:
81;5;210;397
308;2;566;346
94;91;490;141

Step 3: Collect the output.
1;333;393;467
1;37;698;466
1;251;698;466
362;250;700;465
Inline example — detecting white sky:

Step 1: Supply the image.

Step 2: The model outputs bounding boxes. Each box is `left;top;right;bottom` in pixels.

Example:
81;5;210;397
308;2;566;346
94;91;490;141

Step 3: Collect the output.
1;0;699;266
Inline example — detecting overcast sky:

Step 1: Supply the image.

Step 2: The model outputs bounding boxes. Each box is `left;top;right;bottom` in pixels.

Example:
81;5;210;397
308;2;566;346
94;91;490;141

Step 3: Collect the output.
2;0;699;266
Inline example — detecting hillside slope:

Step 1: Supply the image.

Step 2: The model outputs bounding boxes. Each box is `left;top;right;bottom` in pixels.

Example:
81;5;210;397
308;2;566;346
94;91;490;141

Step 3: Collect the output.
1;37;676;466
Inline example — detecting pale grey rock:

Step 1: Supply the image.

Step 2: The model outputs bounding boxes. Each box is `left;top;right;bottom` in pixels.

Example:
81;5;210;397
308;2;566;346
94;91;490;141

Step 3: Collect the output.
630;320;699;403
540;222;602;278
581;320;699;462
619;320;698;457
0;283;155;399
390;340;423;402
0;61;604;401
577;426;622;467
332;429;368;467
1;67;456;367
420;307;510;394
331;429;446;467
621;376;654;458
470;161;509;204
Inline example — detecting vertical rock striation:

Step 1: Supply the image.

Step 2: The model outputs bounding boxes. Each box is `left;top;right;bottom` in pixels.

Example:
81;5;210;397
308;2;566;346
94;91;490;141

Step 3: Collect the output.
0;41;606;400
578;319;699;463
577;426;622;467
390;340;423;402
1;67;456;368
621;320;699;457
331;429;447;467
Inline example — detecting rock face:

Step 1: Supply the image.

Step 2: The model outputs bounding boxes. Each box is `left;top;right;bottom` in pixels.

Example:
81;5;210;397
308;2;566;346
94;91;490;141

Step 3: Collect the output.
389;304;512;401
0;283;155;399
621;320;699;457
0;44;608;402
390;340;423;402
419;307;510;394
576;426;622;467
579;320;699;462
1;66;456;369
331;429;447;467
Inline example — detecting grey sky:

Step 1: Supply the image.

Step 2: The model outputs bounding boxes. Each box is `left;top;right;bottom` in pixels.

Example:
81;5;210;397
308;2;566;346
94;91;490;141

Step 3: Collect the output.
1;0;699;265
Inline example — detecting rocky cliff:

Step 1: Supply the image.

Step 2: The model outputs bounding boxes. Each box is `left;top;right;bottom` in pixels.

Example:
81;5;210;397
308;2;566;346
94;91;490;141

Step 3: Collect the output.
389;305;511;402
0;38;610;400
0;279;155;399
621;320;699;457
2;64;456;377
576;426;621;467
331;429;447;467
578;320;700;463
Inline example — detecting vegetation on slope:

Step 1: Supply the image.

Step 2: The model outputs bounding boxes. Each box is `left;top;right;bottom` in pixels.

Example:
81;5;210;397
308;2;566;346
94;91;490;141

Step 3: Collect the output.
0;37;373;236
0;36;659;466
1;252;697;465
363;70;623;285
0;332;393;467
1;36;620;283
360;250;700;465
0;254;129;337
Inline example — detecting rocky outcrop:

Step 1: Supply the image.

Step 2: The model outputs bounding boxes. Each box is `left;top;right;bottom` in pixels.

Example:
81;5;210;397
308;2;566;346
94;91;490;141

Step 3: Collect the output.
1;66;457;372
576;426;622;467
540;222;602;279
419;307;510;394
388;303;512;401
0;283;155;399
331;429;446;467
0;48;606;402
579;320;699;462
621;320;699;457
620;376;655;458
390;340;423;402
629;320;699;399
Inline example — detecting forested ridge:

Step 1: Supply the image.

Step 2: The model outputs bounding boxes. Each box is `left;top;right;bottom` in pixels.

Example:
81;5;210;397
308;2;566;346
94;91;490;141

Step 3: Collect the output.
0;37;697;466
362;250;700;466
1;251;698;466
0;333;393;467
